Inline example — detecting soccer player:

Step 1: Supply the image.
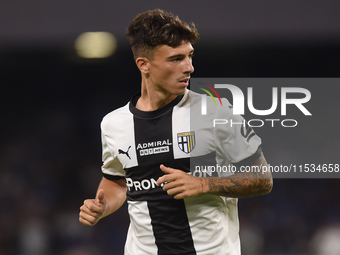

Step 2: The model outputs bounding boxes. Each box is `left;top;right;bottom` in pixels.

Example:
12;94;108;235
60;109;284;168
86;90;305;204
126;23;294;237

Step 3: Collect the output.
79;9;273;255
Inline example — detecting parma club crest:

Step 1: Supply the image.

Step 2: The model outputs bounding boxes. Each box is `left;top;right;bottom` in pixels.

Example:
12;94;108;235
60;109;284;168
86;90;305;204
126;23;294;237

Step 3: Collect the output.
177;131;195;154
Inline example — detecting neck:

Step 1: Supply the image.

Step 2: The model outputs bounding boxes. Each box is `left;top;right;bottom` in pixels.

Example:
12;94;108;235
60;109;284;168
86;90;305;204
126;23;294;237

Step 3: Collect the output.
136;81;178;111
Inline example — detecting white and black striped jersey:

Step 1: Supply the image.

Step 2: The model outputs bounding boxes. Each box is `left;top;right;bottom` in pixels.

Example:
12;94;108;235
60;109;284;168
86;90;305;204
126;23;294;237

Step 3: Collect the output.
100;89;262;255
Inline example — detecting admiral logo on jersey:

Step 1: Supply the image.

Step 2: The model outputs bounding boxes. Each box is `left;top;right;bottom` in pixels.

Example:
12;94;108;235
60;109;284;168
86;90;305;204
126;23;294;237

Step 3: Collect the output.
136;139;172;156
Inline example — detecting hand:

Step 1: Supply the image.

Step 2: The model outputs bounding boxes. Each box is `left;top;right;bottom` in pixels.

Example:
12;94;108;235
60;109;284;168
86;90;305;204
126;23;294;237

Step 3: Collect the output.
156;164;204;199
79;189;106;226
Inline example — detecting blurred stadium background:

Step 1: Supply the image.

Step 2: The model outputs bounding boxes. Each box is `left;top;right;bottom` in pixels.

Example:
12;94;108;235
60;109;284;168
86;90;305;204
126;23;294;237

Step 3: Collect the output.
1;1;340;255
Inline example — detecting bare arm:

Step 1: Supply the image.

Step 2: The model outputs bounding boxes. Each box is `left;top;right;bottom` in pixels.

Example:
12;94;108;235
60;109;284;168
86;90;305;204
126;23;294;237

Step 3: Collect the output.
201;152;273;198
79;177;127;226
157;152;273;199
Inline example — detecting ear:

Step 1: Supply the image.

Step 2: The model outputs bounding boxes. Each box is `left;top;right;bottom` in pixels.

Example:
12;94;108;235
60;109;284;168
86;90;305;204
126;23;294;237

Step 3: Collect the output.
136;57;149;74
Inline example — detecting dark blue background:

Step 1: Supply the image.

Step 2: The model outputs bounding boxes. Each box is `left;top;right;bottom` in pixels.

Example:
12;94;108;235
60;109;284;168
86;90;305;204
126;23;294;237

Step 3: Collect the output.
1;1;340;254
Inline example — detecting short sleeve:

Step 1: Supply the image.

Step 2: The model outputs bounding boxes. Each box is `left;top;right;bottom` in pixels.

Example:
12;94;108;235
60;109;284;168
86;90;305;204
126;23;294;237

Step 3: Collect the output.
214;98;262;165
101;132;125;178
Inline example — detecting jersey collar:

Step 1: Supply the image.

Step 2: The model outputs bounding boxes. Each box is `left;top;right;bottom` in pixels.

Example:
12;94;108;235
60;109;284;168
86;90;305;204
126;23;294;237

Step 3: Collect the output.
129;92;184;119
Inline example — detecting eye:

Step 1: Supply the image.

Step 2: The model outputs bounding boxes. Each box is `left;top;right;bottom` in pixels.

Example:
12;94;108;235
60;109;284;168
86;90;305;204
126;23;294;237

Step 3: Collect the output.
171;58;180;62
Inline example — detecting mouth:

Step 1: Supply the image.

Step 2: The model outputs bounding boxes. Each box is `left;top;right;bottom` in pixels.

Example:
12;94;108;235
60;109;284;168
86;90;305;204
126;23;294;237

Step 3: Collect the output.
178;77;190;87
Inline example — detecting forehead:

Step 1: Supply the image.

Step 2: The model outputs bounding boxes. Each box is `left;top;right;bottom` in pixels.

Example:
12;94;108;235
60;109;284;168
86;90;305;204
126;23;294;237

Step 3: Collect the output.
153;42;194;59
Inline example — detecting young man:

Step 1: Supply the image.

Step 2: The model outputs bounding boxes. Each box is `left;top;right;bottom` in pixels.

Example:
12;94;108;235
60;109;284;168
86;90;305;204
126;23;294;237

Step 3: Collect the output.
79;9;273;255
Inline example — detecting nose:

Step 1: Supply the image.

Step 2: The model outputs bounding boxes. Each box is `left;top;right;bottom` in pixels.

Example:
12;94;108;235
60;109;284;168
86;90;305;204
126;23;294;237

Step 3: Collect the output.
184;57;194;74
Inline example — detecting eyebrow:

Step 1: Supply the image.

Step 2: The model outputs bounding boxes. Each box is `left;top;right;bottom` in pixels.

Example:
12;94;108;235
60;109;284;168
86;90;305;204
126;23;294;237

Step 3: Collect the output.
167;50;194;60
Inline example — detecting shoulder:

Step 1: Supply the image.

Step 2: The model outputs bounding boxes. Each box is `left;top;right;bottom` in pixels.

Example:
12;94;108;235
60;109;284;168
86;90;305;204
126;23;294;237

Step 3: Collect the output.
101;102;131;132
176;89;205;108
186;89;233;117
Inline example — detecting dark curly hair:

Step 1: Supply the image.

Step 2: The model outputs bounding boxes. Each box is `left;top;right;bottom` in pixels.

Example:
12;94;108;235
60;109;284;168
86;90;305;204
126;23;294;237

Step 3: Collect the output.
127;9;199;60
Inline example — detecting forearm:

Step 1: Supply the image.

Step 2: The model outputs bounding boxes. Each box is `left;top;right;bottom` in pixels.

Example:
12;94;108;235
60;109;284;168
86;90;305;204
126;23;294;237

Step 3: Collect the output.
200;153;273;198
97;177;127;218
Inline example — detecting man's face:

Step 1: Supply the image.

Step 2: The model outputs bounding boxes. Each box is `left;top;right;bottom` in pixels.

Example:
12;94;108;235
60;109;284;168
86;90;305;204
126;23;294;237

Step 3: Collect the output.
147;41;194;96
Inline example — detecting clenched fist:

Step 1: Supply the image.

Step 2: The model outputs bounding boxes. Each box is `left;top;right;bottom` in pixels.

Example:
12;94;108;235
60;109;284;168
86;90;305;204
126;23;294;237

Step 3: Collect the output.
79;189;106;226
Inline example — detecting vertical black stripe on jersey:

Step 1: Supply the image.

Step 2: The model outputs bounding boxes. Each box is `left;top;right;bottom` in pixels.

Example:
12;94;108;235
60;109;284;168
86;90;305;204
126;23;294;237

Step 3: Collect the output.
132;101;196;255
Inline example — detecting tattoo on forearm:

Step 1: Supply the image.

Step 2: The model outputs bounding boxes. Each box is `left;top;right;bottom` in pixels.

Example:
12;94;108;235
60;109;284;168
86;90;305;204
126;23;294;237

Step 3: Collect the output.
199;179;205;193
204;154;273;198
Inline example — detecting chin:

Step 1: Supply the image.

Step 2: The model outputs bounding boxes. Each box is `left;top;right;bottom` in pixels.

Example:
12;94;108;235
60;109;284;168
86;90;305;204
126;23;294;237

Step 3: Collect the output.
174;89;187;96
